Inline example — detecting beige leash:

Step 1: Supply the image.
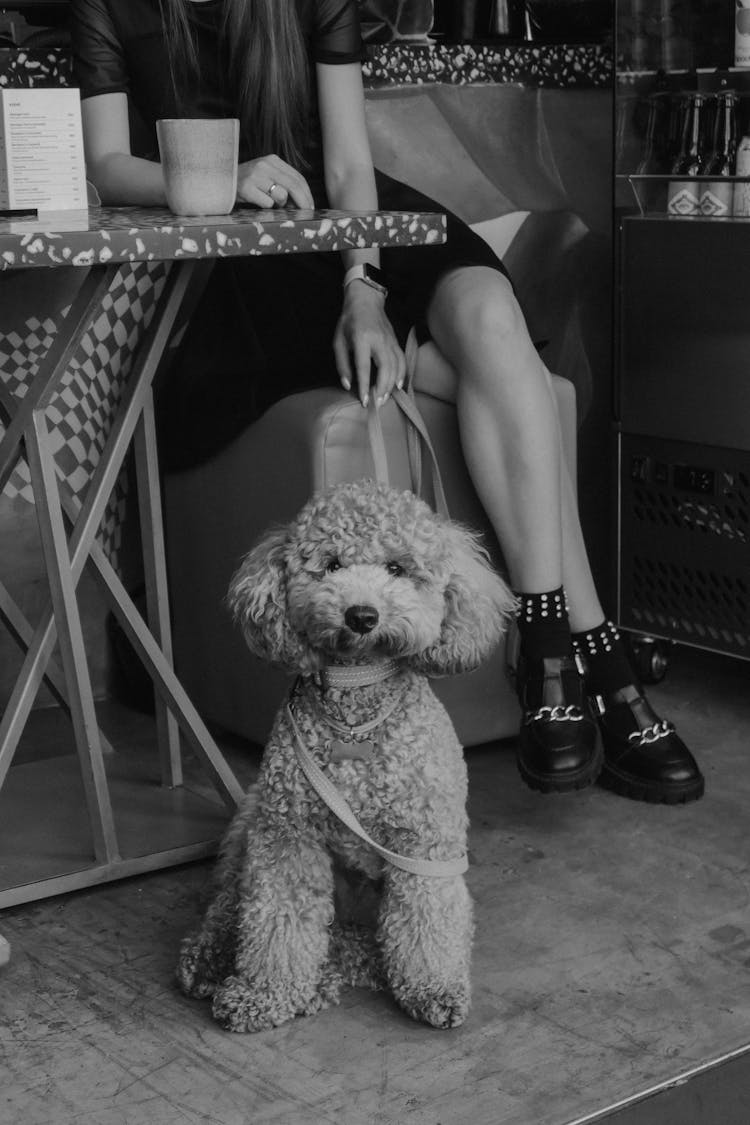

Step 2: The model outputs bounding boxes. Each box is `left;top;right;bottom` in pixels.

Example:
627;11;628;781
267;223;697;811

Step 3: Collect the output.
286;703;468;879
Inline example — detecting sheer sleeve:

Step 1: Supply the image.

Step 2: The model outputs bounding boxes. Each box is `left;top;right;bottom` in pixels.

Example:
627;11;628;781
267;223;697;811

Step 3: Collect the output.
311;0;366;64
69;0;130;100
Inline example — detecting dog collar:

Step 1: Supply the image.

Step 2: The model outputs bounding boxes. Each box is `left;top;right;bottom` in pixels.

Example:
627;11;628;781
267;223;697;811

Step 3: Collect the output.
319;659;400;690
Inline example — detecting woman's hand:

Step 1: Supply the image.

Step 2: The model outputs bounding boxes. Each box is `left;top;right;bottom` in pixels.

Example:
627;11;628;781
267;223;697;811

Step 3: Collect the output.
236;155;314;209
333;283;406;408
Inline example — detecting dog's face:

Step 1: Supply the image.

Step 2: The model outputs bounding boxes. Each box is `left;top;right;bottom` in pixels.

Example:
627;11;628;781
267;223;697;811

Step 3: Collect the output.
228;480;516;676
284;489;449;662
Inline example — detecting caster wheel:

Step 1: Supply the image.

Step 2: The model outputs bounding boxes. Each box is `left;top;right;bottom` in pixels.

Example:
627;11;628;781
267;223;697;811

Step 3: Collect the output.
627;635;671;685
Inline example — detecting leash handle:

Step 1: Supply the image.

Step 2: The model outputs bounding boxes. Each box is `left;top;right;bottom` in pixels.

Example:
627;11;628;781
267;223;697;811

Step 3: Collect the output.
366;327;450;520
287;705;468;879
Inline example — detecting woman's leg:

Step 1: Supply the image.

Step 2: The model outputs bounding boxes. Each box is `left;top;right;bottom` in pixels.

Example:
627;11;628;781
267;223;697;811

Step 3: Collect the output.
417;266;703;803
418;267;602;792
419;269;563;593
419;267;607;626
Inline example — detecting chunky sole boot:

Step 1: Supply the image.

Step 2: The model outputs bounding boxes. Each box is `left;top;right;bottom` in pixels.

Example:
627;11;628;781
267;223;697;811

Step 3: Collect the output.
594;685;705;805
511;654;603;794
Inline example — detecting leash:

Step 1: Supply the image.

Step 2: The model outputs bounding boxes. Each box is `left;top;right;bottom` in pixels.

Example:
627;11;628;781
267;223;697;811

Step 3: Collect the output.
365;327;450;520
286;701;468;879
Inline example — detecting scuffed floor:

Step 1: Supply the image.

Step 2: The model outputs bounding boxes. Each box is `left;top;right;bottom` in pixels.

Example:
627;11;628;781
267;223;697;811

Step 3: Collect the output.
1;643;748;1125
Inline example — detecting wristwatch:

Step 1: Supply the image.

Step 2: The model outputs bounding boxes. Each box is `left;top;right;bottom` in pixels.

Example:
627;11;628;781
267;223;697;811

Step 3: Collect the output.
343;263;388;299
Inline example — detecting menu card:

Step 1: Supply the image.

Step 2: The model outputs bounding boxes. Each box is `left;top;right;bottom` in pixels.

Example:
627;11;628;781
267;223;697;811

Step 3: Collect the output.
0;88;88;213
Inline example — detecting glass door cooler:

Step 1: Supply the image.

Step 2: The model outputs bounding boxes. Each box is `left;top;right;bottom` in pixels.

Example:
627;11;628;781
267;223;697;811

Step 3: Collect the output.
615;0;750;672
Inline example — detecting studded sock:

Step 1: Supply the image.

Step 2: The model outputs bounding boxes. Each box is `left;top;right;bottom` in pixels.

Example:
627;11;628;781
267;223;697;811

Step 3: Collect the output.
514;586;573;661
571;620;636;697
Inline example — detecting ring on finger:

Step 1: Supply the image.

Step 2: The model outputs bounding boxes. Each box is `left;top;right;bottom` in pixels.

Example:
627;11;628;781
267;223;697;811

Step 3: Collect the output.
268;182;284;202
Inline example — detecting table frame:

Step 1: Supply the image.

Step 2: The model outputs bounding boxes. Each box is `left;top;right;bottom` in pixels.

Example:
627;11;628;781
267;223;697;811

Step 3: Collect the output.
0;259;246;908
0;205;445;909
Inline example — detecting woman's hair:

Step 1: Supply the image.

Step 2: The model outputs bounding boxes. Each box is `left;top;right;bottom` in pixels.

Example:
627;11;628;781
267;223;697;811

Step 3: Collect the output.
159;0;309;165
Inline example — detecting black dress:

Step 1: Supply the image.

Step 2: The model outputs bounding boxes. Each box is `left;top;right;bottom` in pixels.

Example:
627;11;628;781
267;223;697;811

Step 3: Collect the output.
70;0;510;469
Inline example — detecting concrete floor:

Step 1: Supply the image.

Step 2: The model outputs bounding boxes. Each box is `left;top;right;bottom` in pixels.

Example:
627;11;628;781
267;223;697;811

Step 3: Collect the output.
1;641;749;1125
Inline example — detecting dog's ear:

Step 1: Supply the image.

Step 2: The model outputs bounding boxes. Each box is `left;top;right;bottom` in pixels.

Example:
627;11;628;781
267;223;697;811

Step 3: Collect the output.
411;522;517;676
226;525;314;673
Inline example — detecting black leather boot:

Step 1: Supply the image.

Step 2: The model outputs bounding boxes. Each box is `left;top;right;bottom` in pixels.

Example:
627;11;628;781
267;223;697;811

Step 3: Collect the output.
512;654;603;793
594;685;705;804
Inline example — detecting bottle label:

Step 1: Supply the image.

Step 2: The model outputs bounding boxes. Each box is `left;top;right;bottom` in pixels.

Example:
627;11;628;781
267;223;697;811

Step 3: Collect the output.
667;180;701;216
701;181;733;216
734;136;750;215
735;0;750;67
733;181;750;215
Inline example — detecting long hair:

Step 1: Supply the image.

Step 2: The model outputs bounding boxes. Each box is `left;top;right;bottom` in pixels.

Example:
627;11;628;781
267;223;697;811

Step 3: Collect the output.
159;0;309;166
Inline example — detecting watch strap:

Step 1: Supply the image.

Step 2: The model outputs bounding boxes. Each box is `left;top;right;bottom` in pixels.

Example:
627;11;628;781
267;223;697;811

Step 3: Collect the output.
343;263;388;297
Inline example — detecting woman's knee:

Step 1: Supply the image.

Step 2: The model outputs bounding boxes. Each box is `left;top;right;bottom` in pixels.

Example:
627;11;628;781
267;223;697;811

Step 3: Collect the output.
430;268;527;357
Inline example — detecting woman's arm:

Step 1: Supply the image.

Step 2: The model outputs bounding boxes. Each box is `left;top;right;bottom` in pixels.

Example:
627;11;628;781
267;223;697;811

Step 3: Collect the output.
317;62;405;405
317;62;379;269
81;93;167;205
82;93;314;209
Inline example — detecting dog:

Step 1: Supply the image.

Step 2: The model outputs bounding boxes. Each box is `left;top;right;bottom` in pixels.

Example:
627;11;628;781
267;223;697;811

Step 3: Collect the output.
176;479;515;1031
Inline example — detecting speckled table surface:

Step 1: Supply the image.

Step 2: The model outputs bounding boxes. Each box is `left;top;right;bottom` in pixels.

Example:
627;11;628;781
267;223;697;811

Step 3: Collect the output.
0;40;612;92
0;204;447;270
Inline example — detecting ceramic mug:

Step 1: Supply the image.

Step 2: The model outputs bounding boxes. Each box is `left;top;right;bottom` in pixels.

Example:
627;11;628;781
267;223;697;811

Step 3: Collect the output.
156;117;239;216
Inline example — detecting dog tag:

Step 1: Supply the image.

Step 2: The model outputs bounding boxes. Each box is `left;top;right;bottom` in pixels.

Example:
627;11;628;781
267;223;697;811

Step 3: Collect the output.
329;738;375;762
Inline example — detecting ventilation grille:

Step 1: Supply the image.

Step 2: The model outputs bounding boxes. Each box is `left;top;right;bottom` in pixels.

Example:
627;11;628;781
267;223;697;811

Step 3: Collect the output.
631;471;750;545
629;556;750;653
619;437;750;657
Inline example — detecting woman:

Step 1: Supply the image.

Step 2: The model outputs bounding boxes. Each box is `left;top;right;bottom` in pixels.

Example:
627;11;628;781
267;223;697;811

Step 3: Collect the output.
70;0;704;804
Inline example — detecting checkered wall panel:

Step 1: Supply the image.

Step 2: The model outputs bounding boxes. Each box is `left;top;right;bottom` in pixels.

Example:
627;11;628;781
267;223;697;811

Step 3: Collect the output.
0;262;170;572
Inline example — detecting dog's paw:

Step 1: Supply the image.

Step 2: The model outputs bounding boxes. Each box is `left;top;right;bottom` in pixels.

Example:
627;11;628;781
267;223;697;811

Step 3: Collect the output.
211;972;342;1032
212;975;322;1032
395;982;471;1029
175;935;223;1000
211;976;280;1032
176;952;211;1000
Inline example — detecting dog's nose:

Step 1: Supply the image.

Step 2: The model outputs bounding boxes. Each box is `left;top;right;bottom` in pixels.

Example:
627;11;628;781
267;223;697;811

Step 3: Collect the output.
344;605;379;634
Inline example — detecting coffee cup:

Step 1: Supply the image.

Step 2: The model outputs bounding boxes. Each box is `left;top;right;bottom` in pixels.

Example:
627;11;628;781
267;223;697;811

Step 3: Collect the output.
156;117;239;216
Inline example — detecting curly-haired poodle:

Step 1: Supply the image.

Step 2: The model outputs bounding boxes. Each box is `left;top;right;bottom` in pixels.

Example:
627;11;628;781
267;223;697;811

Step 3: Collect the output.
177;479;515;1031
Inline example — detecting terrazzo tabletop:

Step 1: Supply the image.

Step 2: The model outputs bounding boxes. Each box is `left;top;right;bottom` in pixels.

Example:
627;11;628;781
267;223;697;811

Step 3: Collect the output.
0;204;447;270
0;42;612;92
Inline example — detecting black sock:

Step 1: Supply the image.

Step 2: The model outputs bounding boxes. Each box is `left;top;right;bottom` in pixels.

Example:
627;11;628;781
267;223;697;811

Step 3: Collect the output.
571;620;636;697
514;586;573;661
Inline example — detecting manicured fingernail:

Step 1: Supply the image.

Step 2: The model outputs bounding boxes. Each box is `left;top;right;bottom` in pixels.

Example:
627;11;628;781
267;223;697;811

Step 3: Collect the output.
377;395;386;407
342;379;351;391
362;393;369;407
396;380;404;390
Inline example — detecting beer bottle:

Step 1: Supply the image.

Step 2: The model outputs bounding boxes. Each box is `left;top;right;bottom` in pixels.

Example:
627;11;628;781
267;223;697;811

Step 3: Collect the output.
733;134;750;216
630;0;651;69
636;92;672;210
657;0;693;70
488;0;526;39
701;90;738;217
667;93;706;216
736;0;750;67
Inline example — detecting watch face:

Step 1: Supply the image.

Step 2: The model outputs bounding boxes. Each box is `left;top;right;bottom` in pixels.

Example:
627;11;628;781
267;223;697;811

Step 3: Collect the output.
362;264;388;295
364;264;385;285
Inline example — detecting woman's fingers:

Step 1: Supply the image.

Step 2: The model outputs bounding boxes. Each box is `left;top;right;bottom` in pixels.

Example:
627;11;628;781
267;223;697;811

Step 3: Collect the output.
333;329;353;392
352;337;374;407
267;182;289;207
237;155;314;209
372;340;404;406
238;182;277;209
334;289;405;407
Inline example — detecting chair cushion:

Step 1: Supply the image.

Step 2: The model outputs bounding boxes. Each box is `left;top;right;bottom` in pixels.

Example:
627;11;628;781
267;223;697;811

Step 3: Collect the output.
166;375;577;748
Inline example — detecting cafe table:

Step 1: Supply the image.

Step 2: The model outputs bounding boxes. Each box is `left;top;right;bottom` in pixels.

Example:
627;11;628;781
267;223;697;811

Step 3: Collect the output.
0;203;446;908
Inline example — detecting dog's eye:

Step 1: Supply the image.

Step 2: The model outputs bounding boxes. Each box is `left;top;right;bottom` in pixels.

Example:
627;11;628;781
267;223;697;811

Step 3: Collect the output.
326;558;342;573
386;561;405;577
